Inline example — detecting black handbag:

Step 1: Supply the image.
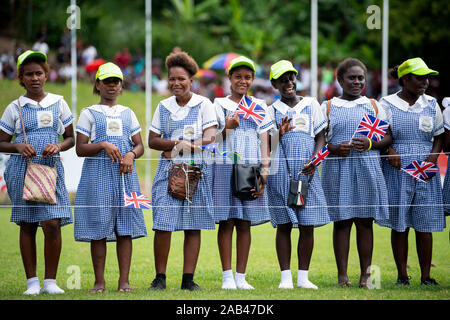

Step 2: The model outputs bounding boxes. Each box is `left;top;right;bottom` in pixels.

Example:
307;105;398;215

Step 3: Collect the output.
231;163;262;201
276;112;312;209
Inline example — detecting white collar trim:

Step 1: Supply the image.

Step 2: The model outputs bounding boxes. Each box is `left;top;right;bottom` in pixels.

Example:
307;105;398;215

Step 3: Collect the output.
272;97;314;114
161;93;205;114
331;96;370;107
383;92;430;111
88;104;127;115
18;93;63;108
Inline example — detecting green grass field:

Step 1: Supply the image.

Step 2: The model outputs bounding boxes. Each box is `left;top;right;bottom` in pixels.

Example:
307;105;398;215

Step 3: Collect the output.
0;208;448;300
0;79;449;301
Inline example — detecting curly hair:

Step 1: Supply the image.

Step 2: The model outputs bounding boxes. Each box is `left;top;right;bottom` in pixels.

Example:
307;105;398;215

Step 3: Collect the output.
336;58;367;81
165;51;198;77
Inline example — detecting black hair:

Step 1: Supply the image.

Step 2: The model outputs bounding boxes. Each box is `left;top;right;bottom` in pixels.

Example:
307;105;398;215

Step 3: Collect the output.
336;58;367;81
389;65;404;86
165;51;198;77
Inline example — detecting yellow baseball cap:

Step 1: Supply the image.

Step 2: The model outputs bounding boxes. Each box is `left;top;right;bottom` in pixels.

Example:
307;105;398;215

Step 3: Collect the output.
17;50;47;72
397;57;438;79
227;56;255;74
95;62;123;81
270;60;298;80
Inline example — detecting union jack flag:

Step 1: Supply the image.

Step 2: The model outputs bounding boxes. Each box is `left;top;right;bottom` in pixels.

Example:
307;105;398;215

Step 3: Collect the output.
236;95;266;126
124;191;152;209
403;160;439;182
310;145;330;166
354;113;389;142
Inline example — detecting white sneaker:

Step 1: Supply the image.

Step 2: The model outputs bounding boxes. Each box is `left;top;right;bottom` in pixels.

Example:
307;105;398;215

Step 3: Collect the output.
236;280;254;290
297;279;318;290
278;281;294;289
42;279;65;294
222;277;237;290
23;285;41;295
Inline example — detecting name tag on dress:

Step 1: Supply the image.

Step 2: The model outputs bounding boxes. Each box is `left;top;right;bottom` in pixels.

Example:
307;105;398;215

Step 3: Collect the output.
37;111;53;128
293;114;310;133
183;125;196;140
106;118;123;136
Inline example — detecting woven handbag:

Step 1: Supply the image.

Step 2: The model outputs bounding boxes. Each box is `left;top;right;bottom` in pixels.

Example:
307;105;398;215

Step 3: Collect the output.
18;100;57;204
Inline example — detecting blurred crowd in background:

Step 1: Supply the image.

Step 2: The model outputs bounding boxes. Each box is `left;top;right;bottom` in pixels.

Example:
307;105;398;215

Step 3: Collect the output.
0;26;441;106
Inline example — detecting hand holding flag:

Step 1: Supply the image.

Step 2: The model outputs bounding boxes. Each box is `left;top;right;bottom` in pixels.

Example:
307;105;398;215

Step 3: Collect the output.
310;145;330;167
402;160;439;183
353;113;389;142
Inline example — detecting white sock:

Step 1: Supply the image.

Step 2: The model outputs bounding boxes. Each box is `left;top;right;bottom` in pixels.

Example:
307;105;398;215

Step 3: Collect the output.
235;272;254;290
279;270;293;289
42;279;65;294
24;277;41;295
222;270;236;289
297;270;318;289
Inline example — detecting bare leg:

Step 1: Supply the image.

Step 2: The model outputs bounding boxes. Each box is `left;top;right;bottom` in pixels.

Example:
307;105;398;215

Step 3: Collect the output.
218;219;234;271
19;222;38;279
415;231;433;282
391;228;409;280
276;223;292;271
354;218;373;286
333;219;353;285
41;219;62;280
183;230;201;274
298;225;314;271
89;238;106;292
117;235;133;291
235;219;251;274
153;230;171;274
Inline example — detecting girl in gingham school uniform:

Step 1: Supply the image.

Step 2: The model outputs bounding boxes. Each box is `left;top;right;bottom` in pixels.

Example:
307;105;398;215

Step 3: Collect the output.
320;58;390;287
0;51;74;295
440;97;450;217
266;60;330;290
74;62;147;293
148;51;217;291
213;56;273;290
379;58;445;286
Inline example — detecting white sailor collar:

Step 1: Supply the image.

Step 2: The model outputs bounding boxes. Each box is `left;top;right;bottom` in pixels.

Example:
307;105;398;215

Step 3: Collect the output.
383;92;431;112
272;97;314;115
161;93;205;114
88;104;127;116
331;96;370;108
18;93;63;109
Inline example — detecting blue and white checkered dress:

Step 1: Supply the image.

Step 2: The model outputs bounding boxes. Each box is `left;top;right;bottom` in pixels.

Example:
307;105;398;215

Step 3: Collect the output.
212;98;272;225
151;103;216;231
321;98;389;222
441;107;450;217
266;100;330;227
74;107;147;242
0;98;73;226
379;94;445;232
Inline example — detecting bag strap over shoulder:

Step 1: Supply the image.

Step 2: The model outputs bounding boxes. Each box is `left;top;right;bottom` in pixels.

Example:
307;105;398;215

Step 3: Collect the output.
326;99;332;119
369;98;378;116
17;99;28;145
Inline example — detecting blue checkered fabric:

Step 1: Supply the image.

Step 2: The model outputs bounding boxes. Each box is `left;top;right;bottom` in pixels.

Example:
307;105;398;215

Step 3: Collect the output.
379;98;446;232
321;100;389;222
442;159;450;216
267;106;330;227
151;103;215;231
3;101;72;226
74;108;147;242
212;106;271;225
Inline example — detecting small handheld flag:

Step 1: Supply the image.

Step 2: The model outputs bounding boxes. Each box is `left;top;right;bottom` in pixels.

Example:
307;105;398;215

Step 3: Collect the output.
354;113;389;142
236;95;266;126
198;143;242;163
310;145;330;167
402;160;439;182
124;191;152;209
